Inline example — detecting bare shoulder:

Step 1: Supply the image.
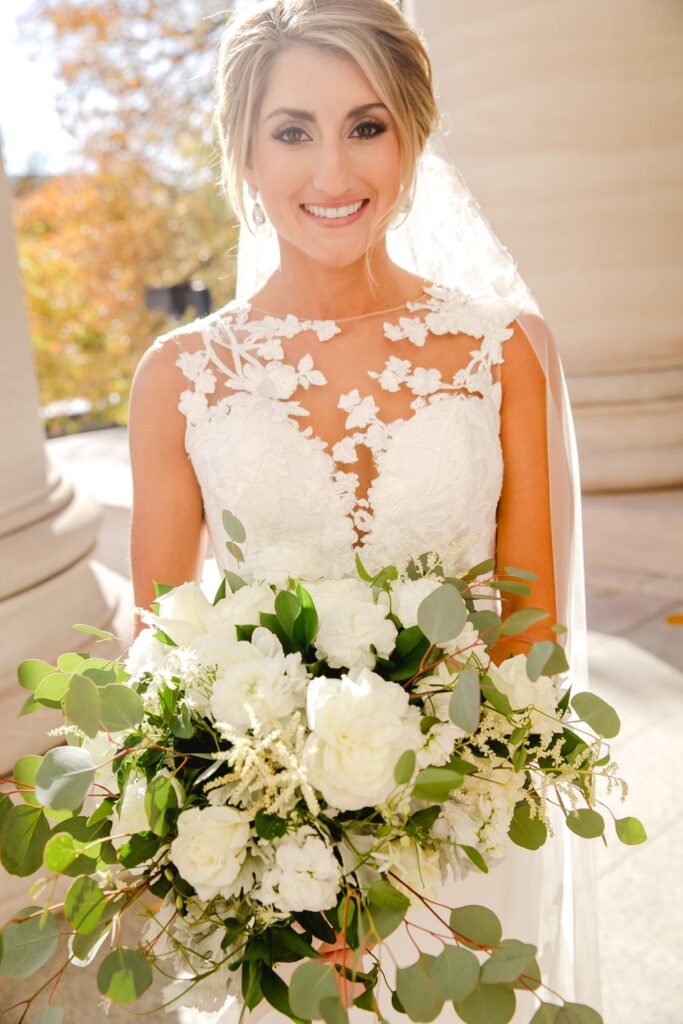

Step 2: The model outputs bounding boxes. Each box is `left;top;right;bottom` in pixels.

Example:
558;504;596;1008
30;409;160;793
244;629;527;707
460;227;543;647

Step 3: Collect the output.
500;317;546;388
129;325;206;431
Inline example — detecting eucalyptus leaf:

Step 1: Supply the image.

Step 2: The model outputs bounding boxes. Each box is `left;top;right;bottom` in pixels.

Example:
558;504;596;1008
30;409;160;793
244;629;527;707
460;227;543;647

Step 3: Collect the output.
556;1005;603;1024
450;906;502;950
489;580;531;596
480;940;537;984
413;767;463;802
34;672;71;708
500;608;549;637
614;816;647;845
395;956;444;1022
73;623;116;640
504;567;538;581
100;685;144;732
459;845;489;873
0;805;51;876
64;876;108;935
43;831;96;874
145;774;179;837
449;669;480;733
65;674;101;737
17;659;55;692
427;944;479;1001
367;880;411;912
13;755;42;807
288;962;339;1019
454;982;516;1024
35;746;95;812
319;996;350;1024
224;570;247;593
28;1008;65;1024
97;947;153;1003
0;906;59;978
226;540;244;563
508;801;547;851
394;749;416;786
526;640;556;682
565;809;605;839
530;1007;561;1023
570;692;620;739
222;508;247;544
417;585;467;644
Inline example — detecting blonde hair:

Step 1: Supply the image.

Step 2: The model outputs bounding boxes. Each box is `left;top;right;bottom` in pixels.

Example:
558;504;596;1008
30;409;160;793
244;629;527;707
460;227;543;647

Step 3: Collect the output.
214;0;438;237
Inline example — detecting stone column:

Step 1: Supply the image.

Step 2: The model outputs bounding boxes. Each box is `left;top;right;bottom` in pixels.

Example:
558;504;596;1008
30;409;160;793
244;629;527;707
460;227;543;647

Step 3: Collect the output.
0;149;116;768
406;0;683;492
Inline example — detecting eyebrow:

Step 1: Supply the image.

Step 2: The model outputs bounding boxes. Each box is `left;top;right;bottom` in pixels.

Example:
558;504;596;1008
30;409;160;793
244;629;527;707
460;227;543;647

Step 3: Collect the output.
265;102;388;122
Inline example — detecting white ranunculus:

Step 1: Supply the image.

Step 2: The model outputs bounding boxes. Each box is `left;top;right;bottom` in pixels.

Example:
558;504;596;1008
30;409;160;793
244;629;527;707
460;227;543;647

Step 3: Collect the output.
148;581;215;646
256;827;341;913
382;838;444;908
385;577;442;629
487;654;562;738
306;579;397;669
206;583;275;634
209;630;308;734
170;806;251;901
111;775;149;849
303;667;422;811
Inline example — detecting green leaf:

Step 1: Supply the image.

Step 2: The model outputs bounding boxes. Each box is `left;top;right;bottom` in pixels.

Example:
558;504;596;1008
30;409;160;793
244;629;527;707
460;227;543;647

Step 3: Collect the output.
570;692;620;739
17;659;56;692
224;570;247;593
455;982;516;1024
368;879;411;912
565;809;605;839
28;1008;65;1024
394;749;416;786
542;643;570;676
144;775;178;838
459;845;489;873
556;1005;603;1024
43;832;97;874
226;540;244;562
489;580;531;596
65;674;101;737
319;996;349;1024
34;672;70;708
450;906;502;950
13;755;42;807
395;956;444;1021
260;963;304;1021
99;684;144;732
500;608;549;637
508;801;547;851
480;678;514;716
97;946;153;1003
467;610;501;643
254;809;288;841
275;591;301;639
355;551;374;582
0;794;11;832
65;876;108;935
530;1007;561;1023
222;508;247;544
289;962;339;1019
413;767;464;802
615;816;647;845
449;669;480;733
293;584;318;649
19;694;42;717
504;567;538;581
73;623;115;640
526;641;556;682
0;805;51;877
480;940;537;984
462;558;496;581
358;884;410;943
427;944;479;1001
417;584;467;644
0;906;59;979
118;831;161;869
35;747;95;812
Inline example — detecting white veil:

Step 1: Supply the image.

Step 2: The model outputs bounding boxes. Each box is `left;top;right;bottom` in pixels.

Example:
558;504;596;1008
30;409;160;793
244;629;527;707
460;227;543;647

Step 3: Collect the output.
234;150;600;1015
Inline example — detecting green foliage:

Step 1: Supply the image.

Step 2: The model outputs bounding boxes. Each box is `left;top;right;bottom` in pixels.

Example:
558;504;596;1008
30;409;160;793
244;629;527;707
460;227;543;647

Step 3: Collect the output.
0;907;59;978
395;956;444;1021
417;584;467;644
222;509;247;544
358;880;411;944
144;774;179;837
449;669;481;733
556;1005;603;1023
100;684;144;732
570;693;620;739
565;809;605;839
64;876;108;935
499;608;549;637
526;640;556;681
480;940;537;984
450;906;502;950
28;1009;65;1024
0;805;51;876
427;944;479;1001
288;962;339;1019
17;660;55;692
65;674;101;737
394;749;416;786
97;947;153;1003
454;981;516;1024
35;747;95;811
413;767;464;802
13;755;42;807
615;816;647;845
508;801;548;851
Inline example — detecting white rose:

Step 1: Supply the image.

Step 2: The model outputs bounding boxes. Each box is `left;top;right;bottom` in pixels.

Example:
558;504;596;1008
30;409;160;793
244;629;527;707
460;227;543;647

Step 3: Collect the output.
123;628;170;682
487;654;562;737
209;630;308;734
148;581;215;646
305;579;397;669
245;542;328;586
206;583;275;633
111;775;149;849
256;827;341;913
303;667;422;810
170;806;251;901
382;838;443;908
385;577;442;629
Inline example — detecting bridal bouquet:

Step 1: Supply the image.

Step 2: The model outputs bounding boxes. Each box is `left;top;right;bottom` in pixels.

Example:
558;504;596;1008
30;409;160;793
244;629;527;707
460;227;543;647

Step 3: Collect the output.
0;511;644;1024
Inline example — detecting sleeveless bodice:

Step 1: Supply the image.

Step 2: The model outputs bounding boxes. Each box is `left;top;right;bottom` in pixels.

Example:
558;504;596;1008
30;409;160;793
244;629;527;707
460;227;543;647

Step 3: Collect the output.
153;283;523;584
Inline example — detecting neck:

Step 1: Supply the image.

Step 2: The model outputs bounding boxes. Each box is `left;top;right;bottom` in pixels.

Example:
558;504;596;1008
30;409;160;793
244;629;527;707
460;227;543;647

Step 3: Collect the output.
251;238;423;320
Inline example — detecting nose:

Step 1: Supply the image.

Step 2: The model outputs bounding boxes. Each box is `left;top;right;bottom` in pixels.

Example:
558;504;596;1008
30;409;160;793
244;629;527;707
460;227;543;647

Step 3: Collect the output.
311;140;355;198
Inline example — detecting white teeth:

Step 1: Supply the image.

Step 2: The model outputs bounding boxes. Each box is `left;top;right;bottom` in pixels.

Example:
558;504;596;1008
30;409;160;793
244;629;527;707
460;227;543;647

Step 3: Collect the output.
303;201;364;219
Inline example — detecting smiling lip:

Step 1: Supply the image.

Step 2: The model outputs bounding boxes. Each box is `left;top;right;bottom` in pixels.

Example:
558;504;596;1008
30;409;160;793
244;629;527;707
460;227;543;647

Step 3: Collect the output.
300;198;369;227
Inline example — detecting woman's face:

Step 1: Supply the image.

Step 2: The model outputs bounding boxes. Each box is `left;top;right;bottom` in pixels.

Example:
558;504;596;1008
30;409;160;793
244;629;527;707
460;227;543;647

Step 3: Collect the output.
247;44;403;269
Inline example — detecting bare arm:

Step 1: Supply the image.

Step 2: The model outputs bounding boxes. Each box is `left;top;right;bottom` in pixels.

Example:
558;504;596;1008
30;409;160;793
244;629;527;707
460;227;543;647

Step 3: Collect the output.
492;320;556;663
128;337;207;639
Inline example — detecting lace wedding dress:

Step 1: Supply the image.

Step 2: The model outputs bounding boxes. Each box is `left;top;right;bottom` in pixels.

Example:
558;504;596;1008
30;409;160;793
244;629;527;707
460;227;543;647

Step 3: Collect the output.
152;275;599;1022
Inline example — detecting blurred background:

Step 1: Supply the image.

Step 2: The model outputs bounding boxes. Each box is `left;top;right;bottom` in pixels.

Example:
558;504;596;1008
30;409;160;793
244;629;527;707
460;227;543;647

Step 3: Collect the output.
0;1;681;1021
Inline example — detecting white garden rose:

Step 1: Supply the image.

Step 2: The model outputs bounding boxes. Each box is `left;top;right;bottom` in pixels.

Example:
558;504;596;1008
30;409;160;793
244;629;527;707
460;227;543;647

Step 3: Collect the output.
123;627;170;682
206;583;275;634
256;827;341;913
170;806;251;901
147;581;215;646
303;666;422;810
381;838;444;908
384;577;442;629
306;579;397;669
487;653;562;738
209;629;308;734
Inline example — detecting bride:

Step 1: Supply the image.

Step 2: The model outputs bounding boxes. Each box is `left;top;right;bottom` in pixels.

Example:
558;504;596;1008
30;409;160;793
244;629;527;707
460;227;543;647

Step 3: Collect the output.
128;1;599;1019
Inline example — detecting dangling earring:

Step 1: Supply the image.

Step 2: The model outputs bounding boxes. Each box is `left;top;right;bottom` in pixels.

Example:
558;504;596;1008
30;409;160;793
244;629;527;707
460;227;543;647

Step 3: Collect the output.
247;183;266;227
400;191;412;215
